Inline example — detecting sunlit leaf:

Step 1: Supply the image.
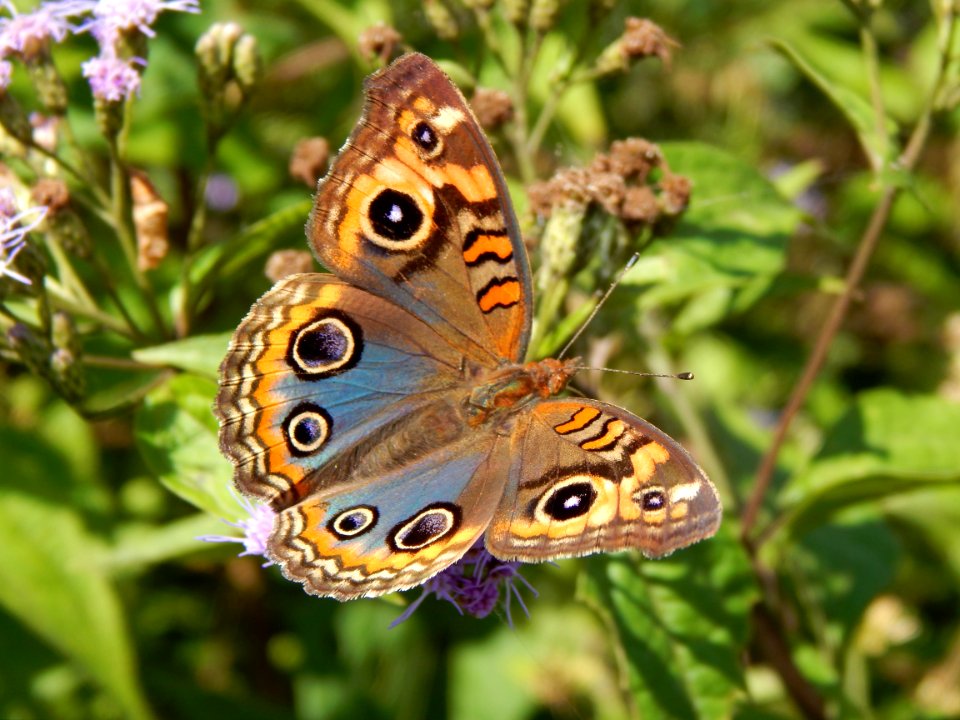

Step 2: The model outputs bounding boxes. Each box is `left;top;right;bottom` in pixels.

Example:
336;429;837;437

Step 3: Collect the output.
135;374;239;520
0;430;154;719
579;526;758;719
777;390;960;539
132;333;231;380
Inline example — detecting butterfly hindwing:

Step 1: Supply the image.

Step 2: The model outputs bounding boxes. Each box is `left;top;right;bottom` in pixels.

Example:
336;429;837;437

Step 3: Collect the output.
308;53;532;363
485;398;721;561
269;426;512;599
216;273;464;505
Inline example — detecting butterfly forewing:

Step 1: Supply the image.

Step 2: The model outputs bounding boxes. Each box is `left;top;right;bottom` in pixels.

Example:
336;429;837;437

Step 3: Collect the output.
216;274;465;506
308;53;532;364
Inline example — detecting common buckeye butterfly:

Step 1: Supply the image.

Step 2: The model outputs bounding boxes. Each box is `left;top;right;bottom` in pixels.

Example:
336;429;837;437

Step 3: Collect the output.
216;53;721;600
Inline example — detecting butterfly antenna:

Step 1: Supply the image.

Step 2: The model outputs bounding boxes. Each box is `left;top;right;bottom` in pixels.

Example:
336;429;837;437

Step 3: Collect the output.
557;252;639;360
570;367;695;381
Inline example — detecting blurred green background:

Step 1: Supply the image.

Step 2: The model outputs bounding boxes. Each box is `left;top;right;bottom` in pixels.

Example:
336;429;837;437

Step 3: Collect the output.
1;0;959;718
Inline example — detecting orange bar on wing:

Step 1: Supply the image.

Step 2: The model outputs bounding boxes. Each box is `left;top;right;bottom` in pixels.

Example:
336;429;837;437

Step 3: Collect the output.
463;234;513;264
581;419;625;451
554;406;601;435
478;280;520;311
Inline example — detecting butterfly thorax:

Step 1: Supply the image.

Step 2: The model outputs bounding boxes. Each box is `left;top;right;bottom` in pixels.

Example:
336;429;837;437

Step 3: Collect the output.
466;357;579;426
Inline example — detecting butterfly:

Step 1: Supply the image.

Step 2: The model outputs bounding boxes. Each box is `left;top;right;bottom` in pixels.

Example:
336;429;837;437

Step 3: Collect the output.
216;53;721;600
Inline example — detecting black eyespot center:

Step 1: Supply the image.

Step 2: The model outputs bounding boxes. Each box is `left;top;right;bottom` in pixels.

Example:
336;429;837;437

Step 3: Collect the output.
286;310;363;380
642;490;666;511
297;322;347;366
328;506;378;539
543;480;597;521
412;121;439;153
389;502;461;552
293;415;321;445
283;403;332;456
368;189;424;241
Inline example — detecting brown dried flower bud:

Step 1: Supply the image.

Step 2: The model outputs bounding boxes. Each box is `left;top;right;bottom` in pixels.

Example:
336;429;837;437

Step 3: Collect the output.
289;137;330;187
471;88;513;130
621;185;659;223
358;23;403;64
658;172;691;216
608;137;661;182
265;249;314;283
130;171;169;271
31;178;70;211
32;179;92;258
621;18;677;65
595;17;677;76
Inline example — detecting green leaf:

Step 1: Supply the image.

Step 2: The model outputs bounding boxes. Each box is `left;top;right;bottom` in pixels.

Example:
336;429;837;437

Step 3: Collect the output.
105;514;231;572
578;525;758;719
777;390;960;540
135;373;240;520
0;481;154;718
132;333;231;380
769;39;898;170
627;142;798;332
793;517;899;648
188;198;313;293
451;606;629;720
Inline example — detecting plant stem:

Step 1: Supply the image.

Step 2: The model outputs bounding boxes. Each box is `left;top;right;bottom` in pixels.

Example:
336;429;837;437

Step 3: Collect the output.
741;6;957;543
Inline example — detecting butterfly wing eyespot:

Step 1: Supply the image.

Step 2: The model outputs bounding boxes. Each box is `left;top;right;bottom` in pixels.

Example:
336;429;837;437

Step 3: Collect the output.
283;403;332;456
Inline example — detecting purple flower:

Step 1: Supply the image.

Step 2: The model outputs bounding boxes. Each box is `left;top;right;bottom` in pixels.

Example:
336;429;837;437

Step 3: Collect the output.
199;494;276;567
0;188;47;285
390;542;538;627
81;51;144;101
0;2;71;58
80;0;200;44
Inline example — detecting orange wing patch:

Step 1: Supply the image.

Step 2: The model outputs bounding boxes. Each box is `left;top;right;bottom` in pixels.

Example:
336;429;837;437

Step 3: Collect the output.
462;232;513;265
477;278;521;313
554;406;602;435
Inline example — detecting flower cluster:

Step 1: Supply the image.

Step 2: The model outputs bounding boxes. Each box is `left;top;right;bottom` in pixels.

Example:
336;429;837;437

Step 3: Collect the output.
201;499;537;625
200;495;276;568
389;542;537;628
0;0;199;100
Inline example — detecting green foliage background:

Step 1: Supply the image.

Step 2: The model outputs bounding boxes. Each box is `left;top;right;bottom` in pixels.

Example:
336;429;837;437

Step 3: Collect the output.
1;0;959;718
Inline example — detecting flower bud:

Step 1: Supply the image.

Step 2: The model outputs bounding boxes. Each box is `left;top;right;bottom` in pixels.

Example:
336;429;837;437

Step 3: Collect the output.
265;249;314;283
471;88;513;130
233;33;262;96
289;137;330;187
502;0;529;26
130;171;169;271
32;179;92;258
0;91;33;145
530;0;560;33
25;55;68;115
358;23;403;64
424;0;459;40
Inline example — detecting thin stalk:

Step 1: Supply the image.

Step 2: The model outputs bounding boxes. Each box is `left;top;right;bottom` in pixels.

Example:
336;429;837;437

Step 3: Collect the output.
45;278;135;337
742;7;957;543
